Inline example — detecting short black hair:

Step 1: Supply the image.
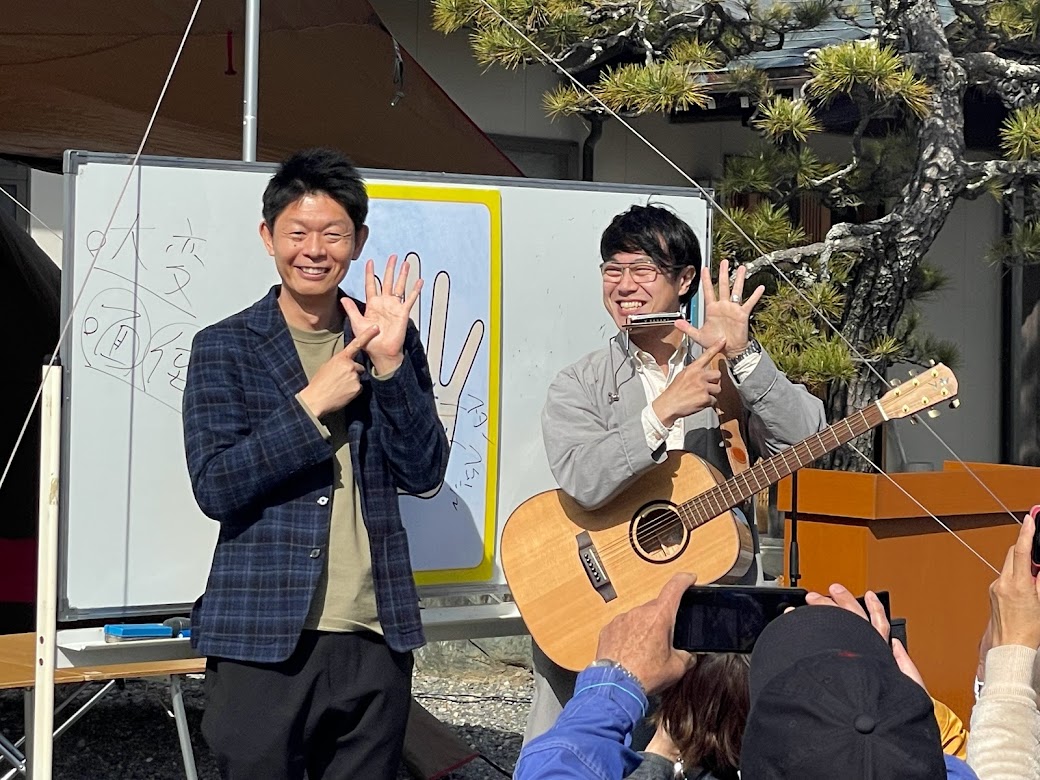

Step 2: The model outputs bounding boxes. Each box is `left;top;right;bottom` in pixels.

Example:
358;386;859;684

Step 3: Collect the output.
262;148;368;231
600;204;702;304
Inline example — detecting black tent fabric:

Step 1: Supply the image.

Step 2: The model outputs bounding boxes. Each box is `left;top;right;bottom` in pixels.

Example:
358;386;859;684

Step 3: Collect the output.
0;201;60;623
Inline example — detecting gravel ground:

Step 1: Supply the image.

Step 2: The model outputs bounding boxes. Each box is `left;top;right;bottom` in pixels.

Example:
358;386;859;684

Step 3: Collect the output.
0;667;532;779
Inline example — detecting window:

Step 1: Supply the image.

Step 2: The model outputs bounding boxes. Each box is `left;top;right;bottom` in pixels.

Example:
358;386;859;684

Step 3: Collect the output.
0;161;30;231
488;135;580;180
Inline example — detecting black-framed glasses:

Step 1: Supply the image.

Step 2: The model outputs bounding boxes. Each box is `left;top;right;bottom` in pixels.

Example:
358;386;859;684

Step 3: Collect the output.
600;262;662;283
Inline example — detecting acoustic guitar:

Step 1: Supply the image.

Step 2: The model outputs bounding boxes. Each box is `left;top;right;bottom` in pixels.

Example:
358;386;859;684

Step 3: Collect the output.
502;364;958;671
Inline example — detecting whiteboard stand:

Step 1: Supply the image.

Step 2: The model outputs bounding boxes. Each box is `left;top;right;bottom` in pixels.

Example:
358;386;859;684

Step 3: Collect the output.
31;363;61;779
30;365;200;780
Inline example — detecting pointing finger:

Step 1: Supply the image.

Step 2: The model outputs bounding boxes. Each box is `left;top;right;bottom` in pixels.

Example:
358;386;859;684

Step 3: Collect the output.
693;338;727;367
343;324;380;359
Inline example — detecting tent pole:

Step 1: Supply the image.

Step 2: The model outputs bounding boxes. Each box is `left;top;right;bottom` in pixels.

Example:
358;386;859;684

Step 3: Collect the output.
242;0;260;162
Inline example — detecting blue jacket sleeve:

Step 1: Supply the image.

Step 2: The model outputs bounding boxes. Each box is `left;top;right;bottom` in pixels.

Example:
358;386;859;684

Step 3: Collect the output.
514;666;647;780
945;755;980;780
368;322;450;495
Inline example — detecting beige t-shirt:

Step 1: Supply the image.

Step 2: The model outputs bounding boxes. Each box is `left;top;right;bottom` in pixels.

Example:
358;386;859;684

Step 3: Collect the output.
289;324;381;635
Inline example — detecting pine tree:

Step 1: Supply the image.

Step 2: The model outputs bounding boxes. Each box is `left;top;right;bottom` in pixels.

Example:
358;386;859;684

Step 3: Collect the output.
434;0;1040;469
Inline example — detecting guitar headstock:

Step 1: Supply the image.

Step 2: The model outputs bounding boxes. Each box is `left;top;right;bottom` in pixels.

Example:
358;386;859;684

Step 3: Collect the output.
879;364;959;420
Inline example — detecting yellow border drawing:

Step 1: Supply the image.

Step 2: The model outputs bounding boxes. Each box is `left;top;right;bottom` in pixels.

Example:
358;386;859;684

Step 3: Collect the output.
368;182;502;586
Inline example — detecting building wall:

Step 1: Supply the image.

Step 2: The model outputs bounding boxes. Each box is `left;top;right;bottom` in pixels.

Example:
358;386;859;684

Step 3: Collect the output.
29;169;62;267
886;197;1004;470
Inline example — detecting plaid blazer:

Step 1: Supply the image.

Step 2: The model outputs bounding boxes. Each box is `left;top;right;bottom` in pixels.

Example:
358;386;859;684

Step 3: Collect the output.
182;286;449;663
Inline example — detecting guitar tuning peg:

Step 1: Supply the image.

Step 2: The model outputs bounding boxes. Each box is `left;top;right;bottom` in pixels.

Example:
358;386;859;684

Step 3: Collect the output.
926;409;941;419
909;415;918;425
907;369;917;377
889;378;900;387
949;399;960;409
927;359;936;367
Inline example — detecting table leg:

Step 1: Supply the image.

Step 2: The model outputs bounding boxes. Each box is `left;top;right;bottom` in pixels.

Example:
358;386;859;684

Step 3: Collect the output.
22;691;32;780
169;676;198;780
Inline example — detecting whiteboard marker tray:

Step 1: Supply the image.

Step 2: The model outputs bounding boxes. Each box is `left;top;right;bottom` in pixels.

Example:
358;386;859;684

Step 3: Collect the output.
56;628;199;669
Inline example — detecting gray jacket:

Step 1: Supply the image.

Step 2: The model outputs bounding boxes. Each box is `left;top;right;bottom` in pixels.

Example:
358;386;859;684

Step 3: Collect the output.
627;753;723;780
541;334;827;510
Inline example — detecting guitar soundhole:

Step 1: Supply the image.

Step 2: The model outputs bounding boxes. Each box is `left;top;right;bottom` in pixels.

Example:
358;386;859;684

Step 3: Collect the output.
631;503;689;563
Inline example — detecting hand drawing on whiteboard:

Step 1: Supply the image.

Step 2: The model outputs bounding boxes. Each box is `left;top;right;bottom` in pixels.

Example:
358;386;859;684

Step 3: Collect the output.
360;189;499;581
374;251;486;483
78;217;203;412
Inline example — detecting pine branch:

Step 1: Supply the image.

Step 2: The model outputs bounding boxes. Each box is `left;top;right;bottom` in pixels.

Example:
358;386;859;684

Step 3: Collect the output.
964;159;1040;194
962;52;1040;108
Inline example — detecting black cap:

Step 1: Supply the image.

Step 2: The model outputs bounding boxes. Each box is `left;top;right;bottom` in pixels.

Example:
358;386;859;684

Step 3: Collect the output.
741;606;946;779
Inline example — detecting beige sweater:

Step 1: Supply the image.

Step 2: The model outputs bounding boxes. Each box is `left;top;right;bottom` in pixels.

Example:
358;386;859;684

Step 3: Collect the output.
967;645;1040;780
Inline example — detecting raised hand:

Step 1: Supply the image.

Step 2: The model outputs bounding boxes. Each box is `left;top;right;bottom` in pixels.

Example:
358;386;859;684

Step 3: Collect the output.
679;259;764;360
987;511;1040;651
297;325;380;418
651;338;726;428
342;255;421;376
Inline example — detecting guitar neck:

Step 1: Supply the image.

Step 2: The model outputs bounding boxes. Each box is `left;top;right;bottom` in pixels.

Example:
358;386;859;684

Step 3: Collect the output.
680;403;886;529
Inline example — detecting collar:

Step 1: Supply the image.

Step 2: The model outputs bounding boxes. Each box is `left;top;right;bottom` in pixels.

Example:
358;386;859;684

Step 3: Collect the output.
626;333;690;372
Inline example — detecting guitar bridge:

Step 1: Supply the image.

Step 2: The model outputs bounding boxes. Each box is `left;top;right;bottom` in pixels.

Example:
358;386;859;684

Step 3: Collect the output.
576;531;617;603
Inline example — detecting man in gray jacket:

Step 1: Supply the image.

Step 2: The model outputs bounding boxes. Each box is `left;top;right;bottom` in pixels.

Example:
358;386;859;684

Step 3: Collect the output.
526;204;827;741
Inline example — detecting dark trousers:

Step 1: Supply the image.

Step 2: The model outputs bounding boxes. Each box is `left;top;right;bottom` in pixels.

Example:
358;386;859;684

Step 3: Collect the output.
202;631;413;780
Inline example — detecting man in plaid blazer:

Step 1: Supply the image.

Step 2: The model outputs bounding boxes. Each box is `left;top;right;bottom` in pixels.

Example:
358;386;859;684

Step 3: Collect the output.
182;148;449;780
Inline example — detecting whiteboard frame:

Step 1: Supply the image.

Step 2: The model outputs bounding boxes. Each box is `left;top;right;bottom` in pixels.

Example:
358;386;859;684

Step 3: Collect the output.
58;150;713;621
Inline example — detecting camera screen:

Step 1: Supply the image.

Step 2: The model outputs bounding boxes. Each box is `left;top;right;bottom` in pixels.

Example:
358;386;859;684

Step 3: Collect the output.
672;586;892;654
672;587;807;654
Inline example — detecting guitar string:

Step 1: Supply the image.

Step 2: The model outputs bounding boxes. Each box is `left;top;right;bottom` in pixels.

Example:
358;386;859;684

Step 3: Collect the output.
594;405;882;561
474;0;1020;571
0;0;205;501
598;385;948;556
595;399;1001;576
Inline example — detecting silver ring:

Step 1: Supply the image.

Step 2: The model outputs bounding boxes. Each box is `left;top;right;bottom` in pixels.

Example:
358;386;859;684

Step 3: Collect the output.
396;293;405;302
730;294;741;303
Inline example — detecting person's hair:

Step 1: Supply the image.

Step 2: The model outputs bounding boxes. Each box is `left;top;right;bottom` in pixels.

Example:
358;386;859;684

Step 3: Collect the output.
655;653;750;780
262;148;368;231
599;204;702;304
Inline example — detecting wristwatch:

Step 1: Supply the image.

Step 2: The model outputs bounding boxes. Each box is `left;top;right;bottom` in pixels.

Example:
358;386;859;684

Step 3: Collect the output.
729;337;762;365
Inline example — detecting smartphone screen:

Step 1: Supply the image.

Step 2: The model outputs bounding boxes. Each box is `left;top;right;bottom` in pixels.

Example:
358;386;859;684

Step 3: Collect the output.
673;586;891;653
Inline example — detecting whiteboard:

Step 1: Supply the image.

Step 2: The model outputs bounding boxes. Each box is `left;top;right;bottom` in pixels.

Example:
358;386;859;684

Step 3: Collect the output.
59;152;710;619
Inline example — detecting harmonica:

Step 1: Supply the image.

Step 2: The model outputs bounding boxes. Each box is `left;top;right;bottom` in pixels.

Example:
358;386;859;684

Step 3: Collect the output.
624;312;683;329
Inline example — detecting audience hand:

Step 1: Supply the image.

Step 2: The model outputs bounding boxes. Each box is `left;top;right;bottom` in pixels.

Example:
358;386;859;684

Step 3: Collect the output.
595;572;697;695
806;583;926;690
987;511;1040;651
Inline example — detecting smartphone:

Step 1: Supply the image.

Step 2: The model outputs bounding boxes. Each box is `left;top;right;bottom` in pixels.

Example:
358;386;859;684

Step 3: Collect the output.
1030;505;1040;577
673;585;892;654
